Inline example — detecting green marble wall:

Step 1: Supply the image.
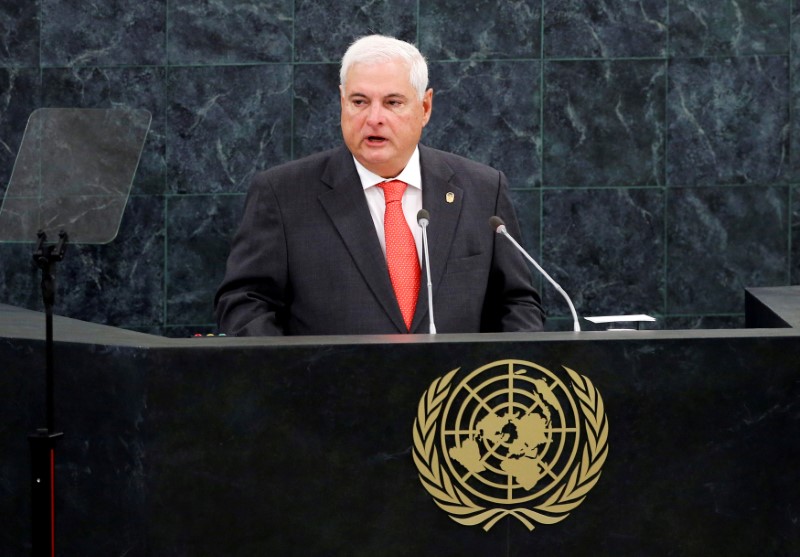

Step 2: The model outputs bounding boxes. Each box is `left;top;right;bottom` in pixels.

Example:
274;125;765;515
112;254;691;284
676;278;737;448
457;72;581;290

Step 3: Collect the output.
0;1;798;335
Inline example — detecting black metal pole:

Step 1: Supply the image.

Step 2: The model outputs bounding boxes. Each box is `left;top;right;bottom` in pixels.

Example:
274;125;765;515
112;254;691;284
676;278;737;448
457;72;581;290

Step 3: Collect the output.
45;293;54;433
29;230;67;557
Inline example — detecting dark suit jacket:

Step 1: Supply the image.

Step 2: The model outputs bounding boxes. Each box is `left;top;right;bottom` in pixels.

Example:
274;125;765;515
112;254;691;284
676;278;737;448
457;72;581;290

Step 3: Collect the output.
214;144;544;335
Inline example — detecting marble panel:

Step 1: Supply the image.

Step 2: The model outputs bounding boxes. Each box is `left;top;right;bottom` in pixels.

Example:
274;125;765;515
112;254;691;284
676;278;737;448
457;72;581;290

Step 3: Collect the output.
425;60;541;189
40;0;166;66
42;67;167;195
58;195;165;329
509;188;541;257
420;0;540;60
295;0;416;62
667;56;789;187
293;63;344;159
543;315;581;332
666;186;789;314
3;195;166;330
0;68;40;198
669;0;790;57
508;188;545;316
166;193;245;327
0;242;40;310
663;314;745;330
543;0;667;58
543;60;666;187
166;64;293;195
542;187;666;320
0;0;39;66
168;0;292;65
791;2;800;181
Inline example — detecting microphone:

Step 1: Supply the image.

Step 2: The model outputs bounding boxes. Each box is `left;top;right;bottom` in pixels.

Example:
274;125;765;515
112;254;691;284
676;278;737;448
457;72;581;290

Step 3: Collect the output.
489;216;581;332
417;209;436;334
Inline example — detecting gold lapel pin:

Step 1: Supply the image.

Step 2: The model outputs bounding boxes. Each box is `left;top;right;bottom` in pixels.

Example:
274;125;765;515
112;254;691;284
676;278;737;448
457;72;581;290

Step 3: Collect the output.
446;192;455;203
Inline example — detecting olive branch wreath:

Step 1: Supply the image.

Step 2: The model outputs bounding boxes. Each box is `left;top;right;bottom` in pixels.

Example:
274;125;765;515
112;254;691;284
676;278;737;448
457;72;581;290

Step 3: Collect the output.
412;365;609;532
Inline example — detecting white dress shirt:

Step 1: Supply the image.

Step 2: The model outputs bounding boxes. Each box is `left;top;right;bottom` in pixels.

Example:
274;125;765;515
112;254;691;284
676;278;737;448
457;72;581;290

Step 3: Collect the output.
352;147;423;263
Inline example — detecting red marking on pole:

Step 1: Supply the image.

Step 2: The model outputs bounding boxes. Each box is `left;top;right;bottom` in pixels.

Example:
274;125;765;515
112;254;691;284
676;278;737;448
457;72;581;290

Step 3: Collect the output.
50;449;55;557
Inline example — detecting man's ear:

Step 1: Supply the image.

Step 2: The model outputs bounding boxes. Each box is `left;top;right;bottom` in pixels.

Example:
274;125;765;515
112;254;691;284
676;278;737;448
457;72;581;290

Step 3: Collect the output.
422;88;433;126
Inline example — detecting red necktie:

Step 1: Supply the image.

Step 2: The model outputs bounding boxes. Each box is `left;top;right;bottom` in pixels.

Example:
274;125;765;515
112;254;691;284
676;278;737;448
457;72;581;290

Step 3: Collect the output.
378;180;420;331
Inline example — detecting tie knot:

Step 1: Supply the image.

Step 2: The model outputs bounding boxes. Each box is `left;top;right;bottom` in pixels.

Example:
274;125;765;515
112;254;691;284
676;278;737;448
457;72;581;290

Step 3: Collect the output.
378;180;407;203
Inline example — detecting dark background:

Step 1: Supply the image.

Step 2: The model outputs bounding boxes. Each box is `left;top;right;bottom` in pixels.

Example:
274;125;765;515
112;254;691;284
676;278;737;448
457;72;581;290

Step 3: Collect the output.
1;0;798;335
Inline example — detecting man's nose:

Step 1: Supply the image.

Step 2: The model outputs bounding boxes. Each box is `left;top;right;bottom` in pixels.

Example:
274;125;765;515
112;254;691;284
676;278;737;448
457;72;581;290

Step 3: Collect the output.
365;103;385;125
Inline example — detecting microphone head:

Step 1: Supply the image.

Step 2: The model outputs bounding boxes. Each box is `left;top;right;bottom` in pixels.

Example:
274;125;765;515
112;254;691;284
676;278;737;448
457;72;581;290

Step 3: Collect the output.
489;216;506;233
417;209;430;227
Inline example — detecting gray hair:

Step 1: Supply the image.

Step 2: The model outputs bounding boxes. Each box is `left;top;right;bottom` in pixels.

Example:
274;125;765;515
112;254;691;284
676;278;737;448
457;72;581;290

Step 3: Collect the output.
339;35;429;100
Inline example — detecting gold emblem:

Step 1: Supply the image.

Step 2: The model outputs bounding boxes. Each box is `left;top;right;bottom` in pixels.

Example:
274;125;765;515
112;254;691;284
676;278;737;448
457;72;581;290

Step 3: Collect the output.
446;192;455;203
412;359;608;531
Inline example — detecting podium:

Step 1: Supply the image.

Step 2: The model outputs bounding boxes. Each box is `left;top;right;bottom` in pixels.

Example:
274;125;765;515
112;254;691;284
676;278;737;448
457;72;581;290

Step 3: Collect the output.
1;287;799;556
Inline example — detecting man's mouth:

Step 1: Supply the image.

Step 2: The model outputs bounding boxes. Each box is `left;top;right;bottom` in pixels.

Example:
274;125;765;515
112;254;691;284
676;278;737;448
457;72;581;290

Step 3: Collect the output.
366;135;388;144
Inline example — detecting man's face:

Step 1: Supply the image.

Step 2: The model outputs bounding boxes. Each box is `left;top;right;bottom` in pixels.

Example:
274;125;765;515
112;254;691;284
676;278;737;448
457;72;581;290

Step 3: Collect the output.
340;59;433;178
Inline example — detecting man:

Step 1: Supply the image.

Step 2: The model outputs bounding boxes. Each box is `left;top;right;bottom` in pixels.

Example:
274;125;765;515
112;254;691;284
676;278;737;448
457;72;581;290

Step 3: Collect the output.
214;35;544;336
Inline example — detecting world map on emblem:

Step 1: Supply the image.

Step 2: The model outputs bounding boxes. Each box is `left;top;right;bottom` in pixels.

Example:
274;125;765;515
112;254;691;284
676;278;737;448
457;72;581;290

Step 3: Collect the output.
440;360;582;505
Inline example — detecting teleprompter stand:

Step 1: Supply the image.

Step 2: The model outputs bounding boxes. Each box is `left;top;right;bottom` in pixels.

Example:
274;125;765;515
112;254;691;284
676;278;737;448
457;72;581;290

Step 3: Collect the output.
0;108;151;556
29;229;67;557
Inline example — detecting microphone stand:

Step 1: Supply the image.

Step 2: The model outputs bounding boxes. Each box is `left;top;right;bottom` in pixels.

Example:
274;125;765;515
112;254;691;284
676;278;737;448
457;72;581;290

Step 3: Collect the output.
417;210;436;334
491;218;581;332
29;229;67;557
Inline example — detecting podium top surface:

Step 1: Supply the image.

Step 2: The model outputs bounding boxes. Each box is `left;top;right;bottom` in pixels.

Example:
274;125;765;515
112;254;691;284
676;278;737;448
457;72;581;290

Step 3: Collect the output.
3;286;800;349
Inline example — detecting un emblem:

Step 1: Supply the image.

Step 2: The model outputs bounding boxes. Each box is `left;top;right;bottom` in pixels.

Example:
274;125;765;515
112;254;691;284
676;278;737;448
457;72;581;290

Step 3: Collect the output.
412;359;608;531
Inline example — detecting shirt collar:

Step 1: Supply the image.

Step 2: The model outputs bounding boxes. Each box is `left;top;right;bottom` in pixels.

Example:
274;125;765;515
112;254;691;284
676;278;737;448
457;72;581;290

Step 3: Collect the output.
353;147;422;191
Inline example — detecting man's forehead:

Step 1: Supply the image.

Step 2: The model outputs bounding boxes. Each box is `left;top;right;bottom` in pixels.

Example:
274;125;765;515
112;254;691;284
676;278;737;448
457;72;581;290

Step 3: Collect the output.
344;60;411;84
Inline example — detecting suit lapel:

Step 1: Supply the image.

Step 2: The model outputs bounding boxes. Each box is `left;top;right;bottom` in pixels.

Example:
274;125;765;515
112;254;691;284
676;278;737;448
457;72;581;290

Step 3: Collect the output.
412;146;463;332
317;147;407;332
